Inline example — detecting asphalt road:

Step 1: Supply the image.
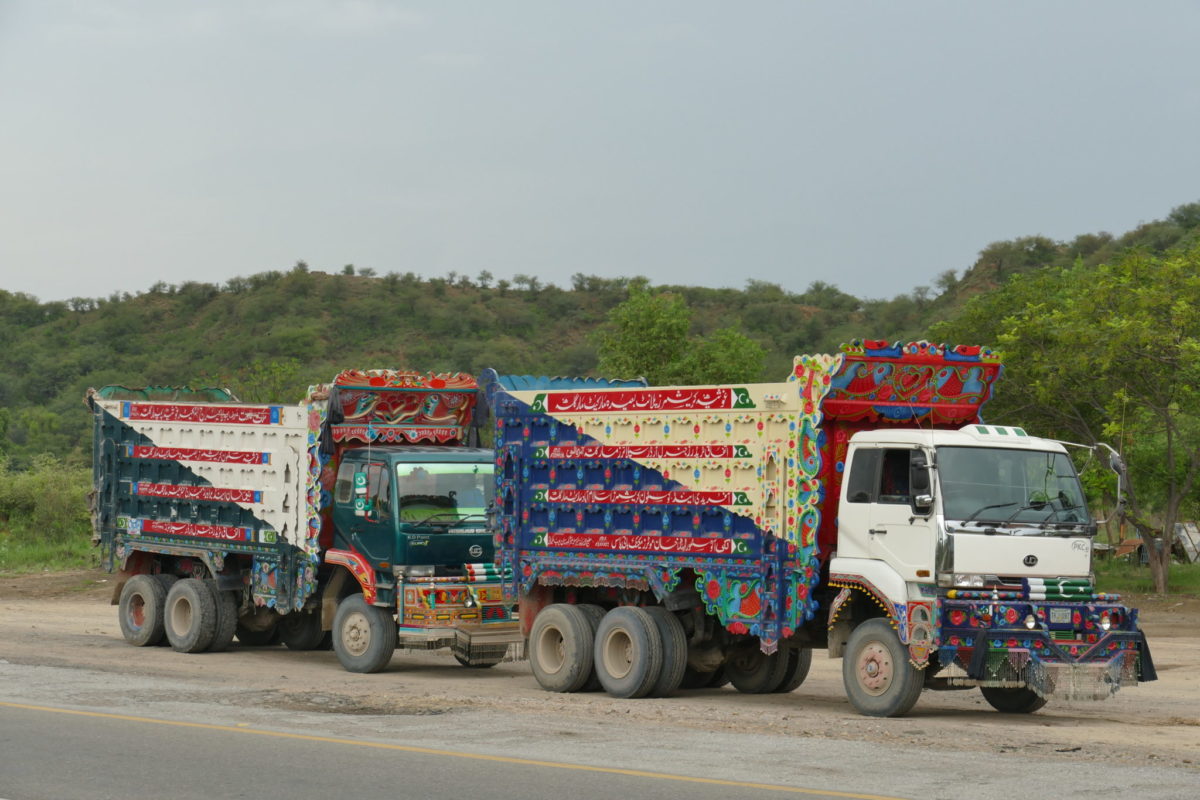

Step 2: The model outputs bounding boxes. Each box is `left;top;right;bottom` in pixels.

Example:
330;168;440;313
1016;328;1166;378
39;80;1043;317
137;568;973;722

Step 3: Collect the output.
0;658;1196;800
0;695;895;800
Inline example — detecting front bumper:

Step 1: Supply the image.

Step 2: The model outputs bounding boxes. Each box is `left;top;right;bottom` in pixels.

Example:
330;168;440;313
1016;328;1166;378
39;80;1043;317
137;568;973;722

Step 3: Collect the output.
936;597;1155;700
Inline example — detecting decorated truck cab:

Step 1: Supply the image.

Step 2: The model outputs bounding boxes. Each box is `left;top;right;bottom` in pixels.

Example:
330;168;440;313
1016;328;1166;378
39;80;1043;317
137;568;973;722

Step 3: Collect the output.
89;369;520;673
487;341;1154;716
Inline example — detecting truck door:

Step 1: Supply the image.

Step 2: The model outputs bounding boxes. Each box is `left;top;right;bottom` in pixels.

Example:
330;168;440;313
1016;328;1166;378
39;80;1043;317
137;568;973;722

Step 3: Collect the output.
337;460;395;566
854;447;935;582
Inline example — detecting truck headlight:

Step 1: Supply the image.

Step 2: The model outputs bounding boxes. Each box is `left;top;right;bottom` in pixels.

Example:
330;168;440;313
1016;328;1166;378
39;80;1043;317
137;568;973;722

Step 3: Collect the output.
953;573;985;588
1024;614;1038;630
1099;612;1112;631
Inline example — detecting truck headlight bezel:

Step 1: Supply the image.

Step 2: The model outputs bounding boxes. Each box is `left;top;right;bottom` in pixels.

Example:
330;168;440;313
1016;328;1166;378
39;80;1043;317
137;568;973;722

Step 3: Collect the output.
953;573;986;588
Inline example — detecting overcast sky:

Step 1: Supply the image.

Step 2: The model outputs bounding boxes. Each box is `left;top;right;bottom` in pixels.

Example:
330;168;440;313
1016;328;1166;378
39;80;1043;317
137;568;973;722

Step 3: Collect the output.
2;1;1198;304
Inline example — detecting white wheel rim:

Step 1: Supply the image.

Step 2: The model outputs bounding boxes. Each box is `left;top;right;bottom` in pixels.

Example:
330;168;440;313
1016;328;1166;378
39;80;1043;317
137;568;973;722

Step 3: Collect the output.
341;611;372;658
601;628;634;680
534;625;566;675
170;596;192;636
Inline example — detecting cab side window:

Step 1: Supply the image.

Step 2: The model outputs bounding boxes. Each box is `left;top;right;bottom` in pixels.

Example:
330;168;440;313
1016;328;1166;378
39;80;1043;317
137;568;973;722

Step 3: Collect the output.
878;449;911;504
846;450;879;503
368;463;391;516
335;462;354;503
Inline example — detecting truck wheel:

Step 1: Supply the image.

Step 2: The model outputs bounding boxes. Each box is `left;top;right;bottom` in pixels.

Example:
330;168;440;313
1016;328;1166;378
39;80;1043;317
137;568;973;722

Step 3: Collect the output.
774;647;814;693
279;611;326;651
332;595;397;673
644;607;687;697
151;575;179;645
118;575;168;646
681;665;729;689
235;623;280;646
164;578;218;654
980;685;1048;714
576;604;607;691
529;604;594;693
843;618;923;717
707;666;730;688
204;580;238;653
593;606;664;699
454;653;502;669
727;646;790;694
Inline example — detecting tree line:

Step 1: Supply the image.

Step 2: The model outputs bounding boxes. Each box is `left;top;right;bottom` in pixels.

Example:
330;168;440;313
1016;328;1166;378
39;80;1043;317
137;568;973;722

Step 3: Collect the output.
3;201;1200;589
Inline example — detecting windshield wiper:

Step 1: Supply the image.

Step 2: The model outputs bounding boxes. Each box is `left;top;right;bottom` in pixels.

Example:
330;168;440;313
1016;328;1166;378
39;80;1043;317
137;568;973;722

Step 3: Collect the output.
962;501;1018;526
414;512;486;529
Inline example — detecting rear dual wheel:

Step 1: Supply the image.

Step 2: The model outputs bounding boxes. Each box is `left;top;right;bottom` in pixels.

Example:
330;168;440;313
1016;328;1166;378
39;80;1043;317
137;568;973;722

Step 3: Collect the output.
529;604;595;693
164;578;218;653
529;604;687;699
726;646;791;694
118;575;168;646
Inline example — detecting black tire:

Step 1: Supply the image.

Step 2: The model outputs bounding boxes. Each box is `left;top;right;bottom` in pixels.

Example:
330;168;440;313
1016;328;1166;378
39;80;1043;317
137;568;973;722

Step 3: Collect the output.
279;610;326;651
842;618;924;717
593;606;664;699
707;666;730;688
727;645;790;694
681;665;730;689
235;623;281;646
454;653;502;668
644;607;687;697
576;604;607;691
529;604;594;693
332;595;397;673
117;574;167;647
164;578;218;654
980;685;1048;714
774;647;814;693
153;573;179;592
151;575;180;646
204;580;238;653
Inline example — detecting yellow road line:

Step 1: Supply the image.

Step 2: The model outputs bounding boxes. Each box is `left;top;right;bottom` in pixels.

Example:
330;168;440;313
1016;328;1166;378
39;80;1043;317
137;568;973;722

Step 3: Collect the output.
0;700;905;800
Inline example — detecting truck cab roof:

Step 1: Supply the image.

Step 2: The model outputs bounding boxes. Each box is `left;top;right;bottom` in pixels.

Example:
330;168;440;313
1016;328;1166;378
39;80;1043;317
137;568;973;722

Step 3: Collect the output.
850;424;1068;454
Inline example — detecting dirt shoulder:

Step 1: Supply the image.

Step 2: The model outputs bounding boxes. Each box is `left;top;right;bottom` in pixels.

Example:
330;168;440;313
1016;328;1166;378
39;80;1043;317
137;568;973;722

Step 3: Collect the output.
1;569;1197;772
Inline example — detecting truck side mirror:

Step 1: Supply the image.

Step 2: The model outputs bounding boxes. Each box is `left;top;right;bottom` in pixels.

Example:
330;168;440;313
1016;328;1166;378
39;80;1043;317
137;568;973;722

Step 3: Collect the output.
909;452;933;514
909;452;930;494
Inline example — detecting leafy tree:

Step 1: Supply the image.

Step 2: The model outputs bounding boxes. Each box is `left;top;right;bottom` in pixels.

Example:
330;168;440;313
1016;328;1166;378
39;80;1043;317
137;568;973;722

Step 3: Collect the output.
934;247;1200;592
596;289;689;382
596;288;764;384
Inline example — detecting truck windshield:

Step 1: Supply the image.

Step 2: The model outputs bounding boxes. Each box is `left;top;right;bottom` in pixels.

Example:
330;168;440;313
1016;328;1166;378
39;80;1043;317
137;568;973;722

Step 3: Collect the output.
396;462;494;523
937;446;1090;528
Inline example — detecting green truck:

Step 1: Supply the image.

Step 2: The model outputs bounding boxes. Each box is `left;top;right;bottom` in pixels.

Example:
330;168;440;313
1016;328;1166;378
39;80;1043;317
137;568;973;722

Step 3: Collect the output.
88;369;520;671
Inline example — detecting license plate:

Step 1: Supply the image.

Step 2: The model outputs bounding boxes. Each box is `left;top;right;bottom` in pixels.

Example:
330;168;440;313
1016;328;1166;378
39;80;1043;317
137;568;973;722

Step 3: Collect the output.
1049;607;1072;625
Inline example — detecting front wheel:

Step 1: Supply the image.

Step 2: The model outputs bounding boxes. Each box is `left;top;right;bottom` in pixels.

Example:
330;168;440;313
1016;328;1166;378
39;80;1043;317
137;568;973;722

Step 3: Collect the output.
332;595;397;673
980;685;1048;714
454;653;502;669
842;618;924;717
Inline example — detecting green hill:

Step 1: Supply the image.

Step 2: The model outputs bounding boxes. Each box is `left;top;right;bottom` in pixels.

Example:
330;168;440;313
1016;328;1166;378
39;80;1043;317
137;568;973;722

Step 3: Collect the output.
3;201;1199;467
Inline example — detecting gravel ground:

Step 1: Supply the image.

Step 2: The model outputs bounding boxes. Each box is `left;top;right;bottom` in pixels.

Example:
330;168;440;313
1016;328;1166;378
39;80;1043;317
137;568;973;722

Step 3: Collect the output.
1;569;1197;776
